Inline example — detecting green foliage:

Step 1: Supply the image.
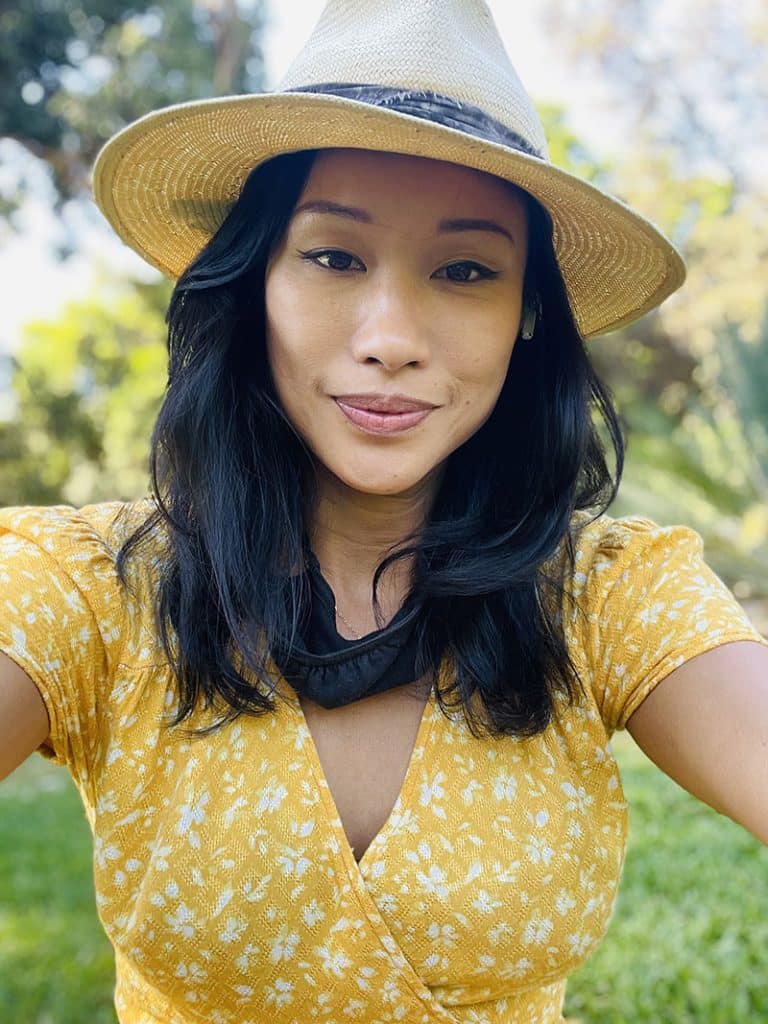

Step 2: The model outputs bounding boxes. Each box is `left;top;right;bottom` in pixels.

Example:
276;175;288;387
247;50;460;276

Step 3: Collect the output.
539;1;766;193
715;314;768;474
596;317;768;595
0;279;170;506
538;103;614;188
532;14;768;598
0;0;266;215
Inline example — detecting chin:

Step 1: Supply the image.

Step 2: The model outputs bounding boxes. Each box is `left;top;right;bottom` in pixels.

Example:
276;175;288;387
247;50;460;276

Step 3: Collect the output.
329;459;437;497
341;474;424;496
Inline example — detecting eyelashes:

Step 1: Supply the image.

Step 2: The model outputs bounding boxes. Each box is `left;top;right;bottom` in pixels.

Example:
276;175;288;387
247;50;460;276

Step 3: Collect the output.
300;249;361;273
297;249;500;283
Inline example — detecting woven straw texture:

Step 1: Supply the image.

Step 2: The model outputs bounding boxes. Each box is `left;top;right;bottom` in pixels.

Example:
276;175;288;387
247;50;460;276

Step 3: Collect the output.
92;0;686;338
279;0;549;158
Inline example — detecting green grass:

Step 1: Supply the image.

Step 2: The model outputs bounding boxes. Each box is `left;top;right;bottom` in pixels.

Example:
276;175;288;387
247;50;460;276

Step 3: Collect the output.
1;738;766;1023
0;758;115;1024
564;732;768;1023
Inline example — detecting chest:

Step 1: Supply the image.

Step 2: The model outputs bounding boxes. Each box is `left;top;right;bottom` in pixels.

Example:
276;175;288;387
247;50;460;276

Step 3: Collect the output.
298;683;431;862
90;672;629;1019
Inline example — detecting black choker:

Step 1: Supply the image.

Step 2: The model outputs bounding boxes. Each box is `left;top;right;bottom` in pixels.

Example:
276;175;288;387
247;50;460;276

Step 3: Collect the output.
270;551;427;709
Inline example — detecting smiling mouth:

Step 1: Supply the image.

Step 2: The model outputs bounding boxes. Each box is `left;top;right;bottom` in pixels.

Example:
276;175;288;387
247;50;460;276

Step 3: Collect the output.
334;399;434;435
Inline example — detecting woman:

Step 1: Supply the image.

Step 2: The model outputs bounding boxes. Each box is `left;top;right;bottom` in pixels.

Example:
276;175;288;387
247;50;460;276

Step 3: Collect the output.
2;1;767;1022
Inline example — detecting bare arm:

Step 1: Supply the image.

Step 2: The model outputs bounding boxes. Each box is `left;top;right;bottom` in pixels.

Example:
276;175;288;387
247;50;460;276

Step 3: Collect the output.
626;640;768;846
0;650;50;781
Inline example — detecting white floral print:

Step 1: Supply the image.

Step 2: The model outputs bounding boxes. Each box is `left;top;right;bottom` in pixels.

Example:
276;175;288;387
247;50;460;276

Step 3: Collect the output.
1;501;765;1024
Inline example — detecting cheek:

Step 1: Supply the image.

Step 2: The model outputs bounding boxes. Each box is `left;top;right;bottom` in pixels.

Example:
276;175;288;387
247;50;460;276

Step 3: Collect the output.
446;320;517;438
265;269;318;389
451;313;517;393
265;262;348;362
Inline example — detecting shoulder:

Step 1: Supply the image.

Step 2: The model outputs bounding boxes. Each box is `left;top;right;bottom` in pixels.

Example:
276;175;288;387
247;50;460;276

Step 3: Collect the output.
561;509;764;735
0;497;164;643
569;507;691;555
1;496;175;706
566;509;704;602
0;498;170;775
0;497;163;574
0;496;158;553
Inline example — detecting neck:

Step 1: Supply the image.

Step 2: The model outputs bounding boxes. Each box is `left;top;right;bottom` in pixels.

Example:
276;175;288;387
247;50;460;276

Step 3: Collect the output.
306;464;442;626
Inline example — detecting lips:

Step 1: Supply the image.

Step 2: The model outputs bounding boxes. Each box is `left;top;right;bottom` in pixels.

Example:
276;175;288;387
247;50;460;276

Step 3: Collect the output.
333;393;437;414
333;398;434;435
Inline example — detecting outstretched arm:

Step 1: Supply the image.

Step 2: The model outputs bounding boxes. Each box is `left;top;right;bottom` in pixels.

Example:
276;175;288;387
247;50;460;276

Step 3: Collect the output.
0;651;50;781
626;640;768;845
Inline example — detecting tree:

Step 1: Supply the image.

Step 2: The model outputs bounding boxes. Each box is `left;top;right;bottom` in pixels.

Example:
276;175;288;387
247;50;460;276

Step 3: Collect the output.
0;0;267;502
0;0;266;221
0;279;169;506
540;0;767;194
536;2;768;595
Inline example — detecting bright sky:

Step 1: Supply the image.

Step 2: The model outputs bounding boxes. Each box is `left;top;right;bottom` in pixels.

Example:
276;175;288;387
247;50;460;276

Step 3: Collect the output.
0;0;609;355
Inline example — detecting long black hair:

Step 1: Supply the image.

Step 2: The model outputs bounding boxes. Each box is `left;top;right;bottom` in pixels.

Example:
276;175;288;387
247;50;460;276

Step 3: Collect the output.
116;147;625;740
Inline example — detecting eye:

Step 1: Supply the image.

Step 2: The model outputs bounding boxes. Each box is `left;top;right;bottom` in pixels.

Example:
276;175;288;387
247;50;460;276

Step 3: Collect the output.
294;247;499;280
435;261;499;284
299;249;365;273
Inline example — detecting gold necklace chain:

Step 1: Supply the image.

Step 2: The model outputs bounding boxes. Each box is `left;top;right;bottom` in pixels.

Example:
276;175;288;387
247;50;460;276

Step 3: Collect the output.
308;553;368;640
333;602;365;641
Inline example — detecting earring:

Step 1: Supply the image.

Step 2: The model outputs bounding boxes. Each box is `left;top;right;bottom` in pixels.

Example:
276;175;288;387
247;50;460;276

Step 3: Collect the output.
520;294;540;340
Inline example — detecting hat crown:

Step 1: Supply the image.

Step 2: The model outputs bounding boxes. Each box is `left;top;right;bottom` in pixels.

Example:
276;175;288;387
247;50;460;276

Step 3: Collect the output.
278;0;549;160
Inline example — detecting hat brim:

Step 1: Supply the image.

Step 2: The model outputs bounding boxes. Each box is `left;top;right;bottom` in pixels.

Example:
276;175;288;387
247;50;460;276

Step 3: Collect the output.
92;92;686;338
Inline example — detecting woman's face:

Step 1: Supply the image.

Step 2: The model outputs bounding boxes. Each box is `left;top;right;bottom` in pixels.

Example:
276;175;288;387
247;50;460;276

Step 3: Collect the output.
264;149;528;497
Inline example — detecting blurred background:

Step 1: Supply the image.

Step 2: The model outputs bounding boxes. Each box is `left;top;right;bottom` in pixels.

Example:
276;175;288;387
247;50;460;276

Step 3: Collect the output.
0;2;766;1022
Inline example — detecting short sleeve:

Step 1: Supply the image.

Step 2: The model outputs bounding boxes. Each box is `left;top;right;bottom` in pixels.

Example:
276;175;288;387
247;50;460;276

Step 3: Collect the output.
571;515;768;736
0;503;127;785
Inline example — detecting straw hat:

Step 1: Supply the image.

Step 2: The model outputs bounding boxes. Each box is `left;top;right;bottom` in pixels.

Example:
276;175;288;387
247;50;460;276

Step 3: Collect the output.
92;0;686;338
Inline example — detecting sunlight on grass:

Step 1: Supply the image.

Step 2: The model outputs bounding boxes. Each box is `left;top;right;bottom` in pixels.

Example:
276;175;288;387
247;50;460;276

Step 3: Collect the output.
0;758;115;1024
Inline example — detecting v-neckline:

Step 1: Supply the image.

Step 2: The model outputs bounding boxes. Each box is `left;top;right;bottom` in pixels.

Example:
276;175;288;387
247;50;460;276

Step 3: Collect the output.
272;666;468;1024
293;687;438;877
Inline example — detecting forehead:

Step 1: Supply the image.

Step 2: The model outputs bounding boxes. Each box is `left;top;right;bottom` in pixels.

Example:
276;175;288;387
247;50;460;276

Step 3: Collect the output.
297;148;527;219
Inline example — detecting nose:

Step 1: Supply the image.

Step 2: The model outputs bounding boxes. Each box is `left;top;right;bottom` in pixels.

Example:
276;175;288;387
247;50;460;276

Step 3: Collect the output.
350;273;431;370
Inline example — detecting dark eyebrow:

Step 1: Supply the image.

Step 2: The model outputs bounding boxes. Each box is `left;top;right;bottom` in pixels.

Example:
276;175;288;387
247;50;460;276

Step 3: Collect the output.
292;201;516;246
293;200;373;222
437;218;516;247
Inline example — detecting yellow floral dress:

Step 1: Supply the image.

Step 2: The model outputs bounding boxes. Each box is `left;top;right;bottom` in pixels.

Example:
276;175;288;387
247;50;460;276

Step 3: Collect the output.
1;501;765;1024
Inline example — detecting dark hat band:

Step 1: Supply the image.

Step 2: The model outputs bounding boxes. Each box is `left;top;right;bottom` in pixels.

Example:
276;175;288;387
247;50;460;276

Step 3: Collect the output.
291;83;546;161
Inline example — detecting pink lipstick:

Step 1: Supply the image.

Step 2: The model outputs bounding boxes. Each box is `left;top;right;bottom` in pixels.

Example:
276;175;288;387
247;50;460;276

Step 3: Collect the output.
334;399;433;435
